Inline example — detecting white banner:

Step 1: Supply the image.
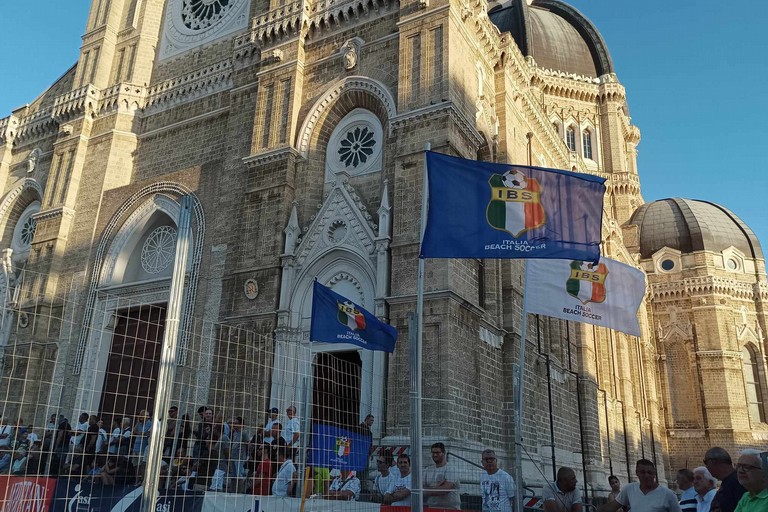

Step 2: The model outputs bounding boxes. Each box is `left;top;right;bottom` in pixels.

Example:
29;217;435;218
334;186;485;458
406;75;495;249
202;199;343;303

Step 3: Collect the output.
526;257;646;336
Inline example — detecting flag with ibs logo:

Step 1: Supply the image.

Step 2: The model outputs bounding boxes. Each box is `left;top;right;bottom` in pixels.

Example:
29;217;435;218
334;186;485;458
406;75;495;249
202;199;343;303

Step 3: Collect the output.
310;280;397;353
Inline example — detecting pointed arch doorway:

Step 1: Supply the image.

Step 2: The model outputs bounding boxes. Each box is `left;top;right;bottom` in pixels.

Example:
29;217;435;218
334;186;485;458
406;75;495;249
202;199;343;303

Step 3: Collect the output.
312;350;363;428
98;303;167;424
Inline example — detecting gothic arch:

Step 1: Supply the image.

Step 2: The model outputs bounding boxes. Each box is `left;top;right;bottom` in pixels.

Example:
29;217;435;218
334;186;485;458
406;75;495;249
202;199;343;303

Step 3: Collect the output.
98;194;191;286
296;76;397;158
742;342;767;424
73;182;205;374
0;178;44;244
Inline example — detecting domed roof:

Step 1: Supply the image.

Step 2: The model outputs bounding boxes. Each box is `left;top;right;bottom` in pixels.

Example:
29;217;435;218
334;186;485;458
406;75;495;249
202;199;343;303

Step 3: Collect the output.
628;198;763;260
489;0;614;77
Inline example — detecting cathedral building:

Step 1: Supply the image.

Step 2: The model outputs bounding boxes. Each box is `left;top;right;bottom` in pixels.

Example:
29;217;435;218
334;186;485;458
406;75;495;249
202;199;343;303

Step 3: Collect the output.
0;0;765;495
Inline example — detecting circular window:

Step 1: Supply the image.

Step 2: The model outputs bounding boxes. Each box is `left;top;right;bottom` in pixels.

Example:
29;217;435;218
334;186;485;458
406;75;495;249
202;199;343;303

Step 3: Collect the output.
326;109;383;178
338;126;376;168
11;201;41;256
660;259;675;271
141;225;178;274
726;258;739;271
182;0;232;30
160;0;249;60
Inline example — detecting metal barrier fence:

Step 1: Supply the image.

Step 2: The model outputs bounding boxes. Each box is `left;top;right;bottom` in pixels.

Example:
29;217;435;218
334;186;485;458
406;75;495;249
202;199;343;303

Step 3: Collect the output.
0;268;544;511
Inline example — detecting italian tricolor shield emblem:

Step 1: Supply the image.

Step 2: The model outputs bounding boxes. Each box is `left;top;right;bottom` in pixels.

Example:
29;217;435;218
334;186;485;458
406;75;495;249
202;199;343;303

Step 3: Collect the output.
566;261;609;304
338;301;366;331
486;170;546;237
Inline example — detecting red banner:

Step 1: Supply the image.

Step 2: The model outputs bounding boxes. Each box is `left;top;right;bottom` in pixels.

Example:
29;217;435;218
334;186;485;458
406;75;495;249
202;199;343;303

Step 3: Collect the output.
0;476;56;512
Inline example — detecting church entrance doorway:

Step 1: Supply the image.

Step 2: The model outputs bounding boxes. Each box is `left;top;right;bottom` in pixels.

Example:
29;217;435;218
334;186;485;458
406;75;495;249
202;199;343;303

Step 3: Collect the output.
312;351;362;428
98;304;167;425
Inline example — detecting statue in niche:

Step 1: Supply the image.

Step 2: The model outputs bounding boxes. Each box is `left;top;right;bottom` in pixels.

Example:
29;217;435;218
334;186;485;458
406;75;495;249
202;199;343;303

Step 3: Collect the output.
343;42;358;70
26;148;41;173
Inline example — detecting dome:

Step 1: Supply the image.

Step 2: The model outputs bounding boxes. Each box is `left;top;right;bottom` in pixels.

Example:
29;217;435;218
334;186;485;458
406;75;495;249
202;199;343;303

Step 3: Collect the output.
628;198;763;260
489;0;614;77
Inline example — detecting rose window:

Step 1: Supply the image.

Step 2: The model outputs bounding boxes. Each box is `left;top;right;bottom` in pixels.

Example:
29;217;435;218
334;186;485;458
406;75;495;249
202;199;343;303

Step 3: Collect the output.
182;0;232;30
338;126;376;168
19;217;36;248
141;226;178;274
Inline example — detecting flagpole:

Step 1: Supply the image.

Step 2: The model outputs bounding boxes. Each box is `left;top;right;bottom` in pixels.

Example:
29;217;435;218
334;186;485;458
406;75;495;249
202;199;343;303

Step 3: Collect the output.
410;143;430;512
515;261;531;512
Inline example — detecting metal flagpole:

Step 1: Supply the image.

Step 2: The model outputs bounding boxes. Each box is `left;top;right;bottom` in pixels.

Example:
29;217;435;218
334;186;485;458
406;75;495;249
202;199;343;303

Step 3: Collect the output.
514;261;531;512
410;143;430;512
141;195;193;512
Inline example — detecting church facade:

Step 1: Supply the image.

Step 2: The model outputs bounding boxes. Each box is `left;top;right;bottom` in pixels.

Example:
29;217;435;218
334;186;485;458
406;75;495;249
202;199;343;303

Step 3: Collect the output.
0;0;766;494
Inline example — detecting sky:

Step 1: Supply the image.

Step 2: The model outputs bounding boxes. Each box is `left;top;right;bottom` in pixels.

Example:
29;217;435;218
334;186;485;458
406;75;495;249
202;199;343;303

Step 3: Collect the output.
1;1;766;246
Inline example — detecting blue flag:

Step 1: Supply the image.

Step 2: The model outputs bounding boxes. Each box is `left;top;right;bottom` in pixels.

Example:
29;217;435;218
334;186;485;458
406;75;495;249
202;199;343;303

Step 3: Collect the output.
420;151;606;262
310;281;398;352
308;423;370;472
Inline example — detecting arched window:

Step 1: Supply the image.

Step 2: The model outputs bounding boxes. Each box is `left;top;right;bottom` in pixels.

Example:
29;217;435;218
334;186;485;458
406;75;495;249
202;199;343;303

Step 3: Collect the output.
582;130;593;160
743;346;766;424
566;127;576;152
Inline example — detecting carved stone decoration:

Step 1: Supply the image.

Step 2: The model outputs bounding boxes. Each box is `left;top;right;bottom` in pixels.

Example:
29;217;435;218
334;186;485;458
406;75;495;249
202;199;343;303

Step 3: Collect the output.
0;250;15;307
141;225;178;274
26;148;41;173
657;307;693;342
160;0;251;60
343;43;357;70
340;38;363;71
244;278;259;300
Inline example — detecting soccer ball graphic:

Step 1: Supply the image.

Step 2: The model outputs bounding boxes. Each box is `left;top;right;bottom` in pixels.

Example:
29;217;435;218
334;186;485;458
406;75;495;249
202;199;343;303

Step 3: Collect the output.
502;170;527;189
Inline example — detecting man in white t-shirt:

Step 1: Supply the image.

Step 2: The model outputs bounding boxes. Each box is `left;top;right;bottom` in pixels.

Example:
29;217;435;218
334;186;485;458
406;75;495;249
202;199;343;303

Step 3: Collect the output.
599;459;682;512
323;469;362;501
281;405;300;450
384;453;413;506
67;413;90;462
480;449;515;512
95;419;108;454
272;446;297;497
373;452;397;502
424;442;461;509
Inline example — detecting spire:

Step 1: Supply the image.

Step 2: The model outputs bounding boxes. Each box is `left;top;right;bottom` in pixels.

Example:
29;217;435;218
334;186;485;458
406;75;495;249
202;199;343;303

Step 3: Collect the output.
284;202;300;255
377;180;391;239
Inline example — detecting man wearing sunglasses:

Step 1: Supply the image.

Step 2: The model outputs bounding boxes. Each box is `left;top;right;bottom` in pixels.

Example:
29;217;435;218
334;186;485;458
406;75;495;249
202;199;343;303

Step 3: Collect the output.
373;451;396;502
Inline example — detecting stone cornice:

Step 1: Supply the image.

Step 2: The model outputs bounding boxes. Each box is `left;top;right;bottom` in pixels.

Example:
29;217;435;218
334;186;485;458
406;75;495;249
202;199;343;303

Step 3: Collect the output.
98;83;147;115
243;145;303;169
536;69;601;103
32;206;75;222
651;276;757;300
14;108;58;144
306;0;396;41
52;84;101;123
251;0;306;47
0;115;19;145
144;60;232;115
696;350;742;360
390;101;484;151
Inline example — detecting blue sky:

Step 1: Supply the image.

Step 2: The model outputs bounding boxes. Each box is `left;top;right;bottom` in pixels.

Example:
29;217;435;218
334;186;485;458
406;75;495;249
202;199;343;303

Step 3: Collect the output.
1;1;766;246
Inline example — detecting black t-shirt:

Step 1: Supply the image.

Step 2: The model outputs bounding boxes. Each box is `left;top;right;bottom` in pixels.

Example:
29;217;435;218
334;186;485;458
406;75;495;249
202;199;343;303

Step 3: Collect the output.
83;424;100;454
712;471;747;512
56;420;72;448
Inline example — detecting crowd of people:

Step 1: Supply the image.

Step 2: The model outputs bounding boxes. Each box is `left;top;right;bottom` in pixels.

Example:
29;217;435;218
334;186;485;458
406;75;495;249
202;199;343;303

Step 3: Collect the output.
2;409;766;512
597;447;767;512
